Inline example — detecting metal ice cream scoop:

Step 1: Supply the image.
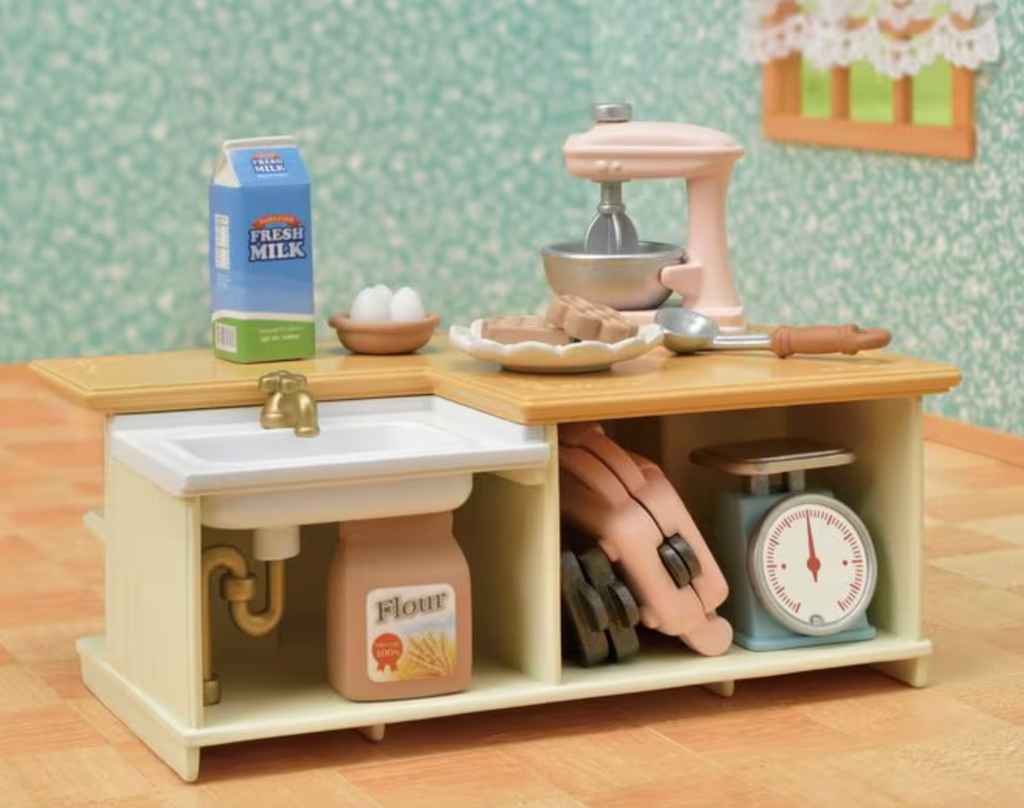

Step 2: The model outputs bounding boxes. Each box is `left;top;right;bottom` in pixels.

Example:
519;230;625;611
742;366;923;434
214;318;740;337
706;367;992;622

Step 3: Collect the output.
655;307;892;357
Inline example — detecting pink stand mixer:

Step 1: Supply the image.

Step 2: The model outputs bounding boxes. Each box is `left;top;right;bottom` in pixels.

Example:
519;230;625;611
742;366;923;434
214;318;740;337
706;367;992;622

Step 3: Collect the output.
543;102;746;331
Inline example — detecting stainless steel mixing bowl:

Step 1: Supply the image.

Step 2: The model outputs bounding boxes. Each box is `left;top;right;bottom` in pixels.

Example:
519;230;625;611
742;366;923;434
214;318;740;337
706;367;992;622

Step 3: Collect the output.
541;241;687;311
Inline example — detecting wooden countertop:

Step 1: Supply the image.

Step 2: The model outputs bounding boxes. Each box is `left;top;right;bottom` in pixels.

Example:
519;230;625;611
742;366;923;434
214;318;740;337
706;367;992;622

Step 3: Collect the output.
29;338;961;425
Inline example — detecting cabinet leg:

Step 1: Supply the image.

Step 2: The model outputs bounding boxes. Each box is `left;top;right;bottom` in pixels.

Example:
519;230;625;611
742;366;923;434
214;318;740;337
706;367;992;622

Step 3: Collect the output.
702;680;735;698
144;741;200;782
358;724;386;743
180;748;201;783
872;656;929;688
79;640;202;781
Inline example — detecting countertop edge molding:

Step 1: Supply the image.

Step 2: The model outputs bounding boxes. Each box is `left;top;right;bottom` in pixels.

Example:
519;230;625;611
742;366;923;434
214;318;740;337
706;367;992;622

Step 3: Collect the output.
29;361;434;416
433;370;963;425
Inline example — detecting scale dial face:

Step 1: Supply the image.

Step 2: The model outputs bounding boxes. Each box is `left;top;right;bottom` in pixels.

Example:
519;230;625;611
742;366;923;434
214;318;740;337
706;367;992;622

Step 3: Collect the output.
748;493;877;636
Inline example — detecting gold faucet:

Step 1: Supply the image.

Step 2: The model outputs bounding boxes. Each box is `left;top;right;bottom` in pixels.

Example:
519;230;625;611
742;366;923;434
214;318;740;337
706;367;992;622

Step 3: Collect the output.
259;371;319;437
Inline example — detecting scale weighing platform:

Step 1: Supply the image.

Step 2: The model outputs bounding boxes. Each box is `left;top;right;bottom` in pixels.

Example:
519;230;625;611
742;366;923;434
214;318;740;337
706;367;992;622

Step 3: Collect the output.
691;438;878;651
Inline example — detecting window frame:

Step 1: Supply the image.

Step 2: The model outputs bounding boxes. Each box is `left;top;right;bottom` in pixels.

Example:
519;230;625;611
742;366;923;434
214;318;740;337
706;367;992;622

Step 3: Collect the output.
760;3;978;161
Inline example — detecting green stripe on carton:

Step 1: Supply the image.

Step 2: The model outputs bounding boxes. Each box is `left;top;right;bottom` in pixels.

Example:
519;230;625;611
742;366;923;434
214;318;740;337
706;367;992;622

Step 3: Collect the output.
212;318;315;363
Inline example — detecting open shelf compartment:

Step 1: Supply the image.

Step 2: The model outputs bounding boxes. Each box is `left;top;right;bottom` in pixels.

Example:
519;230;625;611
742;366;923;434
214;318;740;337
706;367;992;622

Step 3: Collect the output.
583;396;928;682
199;428;563;737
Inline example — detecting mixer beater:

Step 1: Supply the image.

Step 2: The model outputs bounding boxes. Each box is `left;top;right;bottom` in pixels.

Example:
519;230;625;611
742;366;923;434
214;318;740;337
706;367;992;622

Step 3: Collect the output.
581;103;639;257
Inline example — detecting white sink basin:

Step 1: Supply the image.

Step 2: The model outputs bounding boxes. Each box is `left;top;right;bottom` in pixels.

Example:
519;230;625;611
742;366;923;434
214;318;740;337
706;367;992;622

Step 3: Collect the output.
173;419;460;465
110;396;549;529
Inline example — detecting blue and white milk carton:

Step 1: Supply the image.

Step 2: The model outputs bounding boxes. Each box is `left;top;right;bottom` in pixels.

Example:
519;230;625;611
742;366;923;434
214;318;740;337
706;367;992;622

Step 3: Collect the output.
209;136;314;362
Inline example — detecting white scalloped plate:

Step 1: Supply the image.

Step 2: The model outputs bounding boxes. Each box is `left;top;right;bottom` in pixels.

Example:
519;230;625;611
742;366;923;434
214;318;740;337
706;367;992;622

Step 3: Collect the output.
449;320;664;373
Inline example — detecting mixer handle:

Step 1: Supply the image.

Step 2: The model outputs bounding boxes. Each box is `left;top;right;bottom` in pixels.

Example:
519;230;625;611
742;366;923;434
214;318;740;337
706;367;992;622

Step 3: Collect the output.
659;261;704;301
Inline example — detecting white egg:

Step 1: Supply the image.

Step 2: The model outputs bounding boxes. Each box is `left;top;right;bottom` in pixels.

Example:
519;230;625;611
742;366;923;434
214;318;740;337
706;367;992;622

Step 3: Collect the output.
349;286;391;321
372;283;393;304
389;287;426;321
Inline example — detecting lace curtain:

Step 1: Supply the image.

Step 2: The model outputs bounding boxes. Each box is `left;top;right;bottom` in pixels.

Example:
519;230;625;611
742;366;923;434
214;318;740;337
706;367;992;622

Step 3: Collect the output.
740;1;1001;79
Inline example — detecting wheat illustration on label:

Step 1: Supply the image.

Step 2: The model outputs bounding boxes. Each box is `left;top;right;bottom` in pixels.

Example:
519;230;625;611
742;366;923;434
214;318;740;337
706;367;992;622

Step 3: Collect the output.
367;584;457;683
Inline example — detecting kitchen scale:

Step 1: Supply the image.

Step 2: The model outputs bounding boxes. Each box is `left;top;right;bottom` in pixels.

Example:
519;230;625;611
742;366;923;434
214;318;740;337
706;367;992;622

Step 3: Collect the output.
690;438;878;651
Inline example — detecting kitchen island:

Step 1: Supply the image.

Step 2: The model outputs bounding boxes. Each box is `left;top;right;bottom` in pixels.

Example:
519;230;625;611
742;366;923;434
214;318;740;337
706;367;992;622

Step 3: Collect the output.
30;339;960;781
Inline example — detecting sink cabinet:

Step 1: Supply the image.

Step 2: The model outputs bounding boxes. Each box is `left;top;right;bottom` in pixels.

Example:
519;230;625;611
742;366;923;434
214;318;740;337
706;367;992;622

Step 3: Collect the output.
84;428;561;782
31;342;959;781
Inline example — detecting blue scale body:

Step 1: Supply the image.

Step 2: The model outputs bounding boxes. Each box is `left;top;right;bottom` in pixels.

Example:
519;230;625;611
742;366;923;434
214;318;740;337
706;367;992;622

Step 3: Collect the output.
711;487;877;651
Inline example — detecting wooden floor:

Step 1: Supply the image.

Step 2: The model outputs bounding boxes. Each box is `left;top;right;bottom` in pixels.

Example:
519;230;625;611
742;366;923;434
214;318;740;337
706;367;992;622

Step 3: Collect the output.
0;364;1022;808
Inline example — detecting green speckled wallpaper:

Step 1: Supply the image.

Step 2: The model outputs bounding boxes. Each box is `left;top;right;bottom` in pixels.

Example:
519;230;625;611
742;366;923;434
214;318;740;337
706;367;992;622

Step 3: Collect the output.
593;0;1022;435
0;0;591;360
1;1;1021;435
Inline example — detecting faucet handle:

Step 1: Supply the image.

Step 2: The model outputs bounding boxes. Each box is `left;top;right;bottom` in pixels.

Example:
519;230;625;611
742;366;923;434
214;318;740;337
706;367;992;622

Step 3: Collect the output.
278;372;308;395
258;371;287;394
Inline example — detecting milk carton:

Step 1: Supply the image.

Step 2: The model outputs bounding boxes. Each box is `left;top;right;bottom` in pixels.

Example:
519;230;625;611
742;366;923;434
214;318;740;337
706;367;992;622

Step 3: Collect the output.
209;136;314;362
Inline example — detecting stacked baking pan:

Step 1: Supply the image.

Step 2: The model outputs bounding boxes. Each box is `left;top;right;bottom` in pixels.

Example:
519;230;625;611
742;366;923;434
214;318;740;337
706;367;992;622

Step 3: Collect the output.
558;422;733;666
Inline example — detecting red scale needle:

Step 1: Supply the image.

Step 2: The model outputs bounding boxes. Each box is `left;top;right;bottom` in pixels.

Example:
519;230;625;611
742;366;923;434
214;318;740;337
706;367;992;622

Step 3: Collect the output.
806;514;821;583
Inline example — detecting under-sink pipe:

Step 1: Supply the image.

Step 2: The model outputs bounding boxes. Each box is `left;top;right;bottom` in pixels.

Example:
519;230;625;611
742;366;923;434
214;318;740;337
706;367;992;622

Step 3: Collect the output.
201;544;288;706
254;525;300;562
223;556;287;636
